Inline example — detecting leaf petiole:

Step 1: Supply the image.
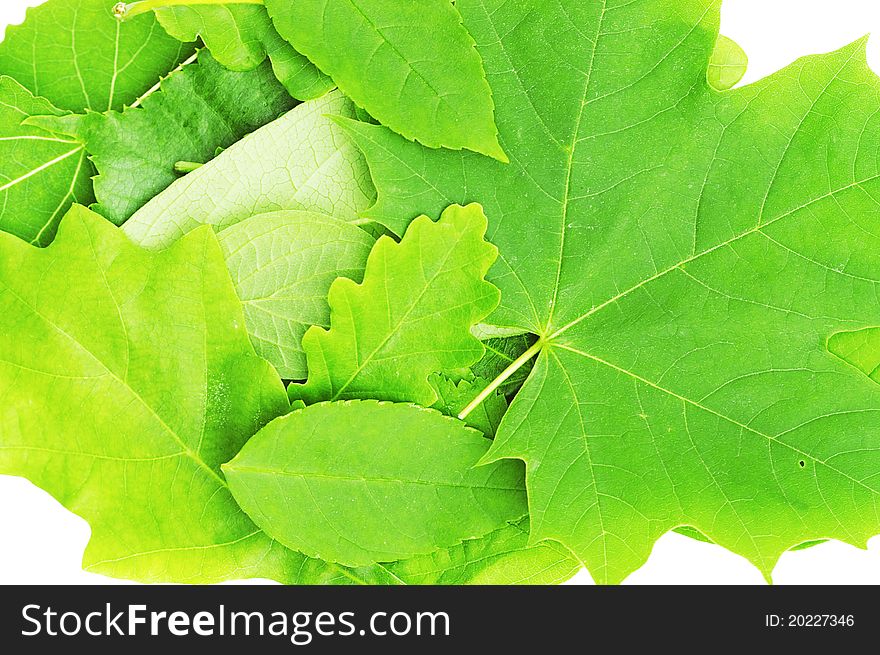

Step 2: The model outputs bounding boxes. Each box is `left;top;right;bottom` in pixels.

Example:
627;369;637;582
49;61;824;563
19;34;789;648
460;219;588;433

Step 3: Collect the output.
458;338;544;420
113;0;265;22
174;161;204;173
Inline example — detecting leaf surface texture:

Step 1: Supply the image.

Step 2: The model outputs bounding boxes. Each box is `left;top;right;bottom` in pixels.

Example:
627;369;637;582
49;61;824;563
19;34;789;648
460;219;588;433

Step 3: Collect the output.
155;4;333;100
225;400;528;566
349;0;880;582
290;203;499;406
0;0;189;112
264;0;503;158
123;90;376;247
218;210;375;379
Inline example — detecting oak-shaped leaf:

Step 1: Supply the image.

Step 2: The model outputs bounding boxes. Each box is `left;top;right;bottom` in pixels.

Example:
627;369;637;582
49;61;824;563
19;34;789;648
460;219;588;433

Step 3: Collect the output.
289;203;499;406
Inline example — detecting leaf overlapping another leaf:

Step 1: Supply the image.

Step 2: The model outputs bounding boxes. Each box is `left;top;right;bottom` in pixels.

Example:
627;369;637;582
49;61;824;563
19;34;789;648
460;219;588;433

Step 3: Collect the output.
218;209;375;379
264;0;504;159
4;0;876;587
290;203;500;406
338;517;579;585
0;77;93;245
30;50;297;225
0;0;191;112
154;4;333;100
347;0;880;583
430;373;507;437
122;90;376;247
0;206;301;583
225;400;528;567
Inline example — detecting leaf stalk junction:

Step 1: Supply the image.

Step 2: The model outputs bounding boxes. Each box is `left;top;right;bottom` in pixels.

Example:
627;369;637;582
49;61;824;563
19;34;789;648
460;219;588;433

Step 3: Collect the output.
458;338;544;420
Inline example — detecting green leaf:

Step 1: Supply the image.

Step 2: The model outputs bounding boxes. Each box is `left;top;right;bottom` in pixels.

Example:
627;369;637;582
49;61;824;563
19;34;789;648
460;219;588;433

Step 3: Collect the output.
32;51;296;226
0;205;321;583
0;0;191;112
708;34;748;90
154;4;333;100
0;77;93;245
264;0;504;159
430;373;506;437
217;210;375;379
336;518;580;585
122;90;376;247
290;203;499;406
349;0;880;583
225;400;528;567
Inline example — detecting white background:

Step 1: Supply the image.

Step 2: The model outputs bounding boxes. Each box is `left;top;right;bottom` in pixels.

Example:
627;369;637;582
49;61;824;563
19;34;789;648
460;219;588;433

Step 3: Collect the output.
1;0;880;585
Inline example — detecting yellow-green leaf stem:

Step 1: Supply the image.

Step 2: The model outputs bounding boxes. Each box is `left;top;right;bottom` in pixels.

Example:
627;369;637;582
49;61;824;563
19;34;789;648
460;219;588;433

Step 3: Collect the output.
458;339;543;421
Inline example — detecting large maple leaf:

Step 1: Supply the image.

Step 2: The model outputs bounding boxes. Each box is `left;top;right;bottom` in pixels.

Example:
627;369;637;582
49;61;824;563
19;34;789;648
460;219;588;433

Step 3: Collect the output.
344;0;880;582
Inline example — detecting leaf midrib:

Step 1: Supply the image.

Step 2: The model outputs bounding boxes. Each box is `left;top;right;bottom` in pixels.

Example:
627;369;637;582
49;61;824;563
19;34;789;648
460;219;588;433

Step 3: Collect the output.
224;465;524;492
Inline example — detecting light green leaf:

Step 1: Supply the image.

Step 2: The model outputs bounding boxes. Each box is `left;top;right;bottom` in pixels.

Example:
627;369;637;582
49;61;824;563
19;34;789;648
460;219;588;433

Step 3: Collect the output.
0;77;93;245
225;400;528;567
0;205;322;583
264;0;504;159
430;373;506;437
122;90;376;247
290;203;499;406
218;210;375;379
827;327;880;382
31;51;296;226
336;518;580;585
349;0;880;583
154;4;333;100
708;34;748;90
0;0;190;112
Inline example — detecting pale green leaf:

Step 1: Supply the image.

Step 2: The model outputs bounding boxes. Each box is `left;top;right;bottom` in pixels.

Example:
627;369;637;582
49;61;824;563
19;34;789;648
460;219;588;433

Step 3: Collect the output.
218;210;375;379
264;0;504;159
31;51;296;226
154;4;333;100
290;203;499;406
708;34;748;90
349;0;880;583
0;77;93;245
122;90;376;247
0;0;190;112
225;400;528;567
